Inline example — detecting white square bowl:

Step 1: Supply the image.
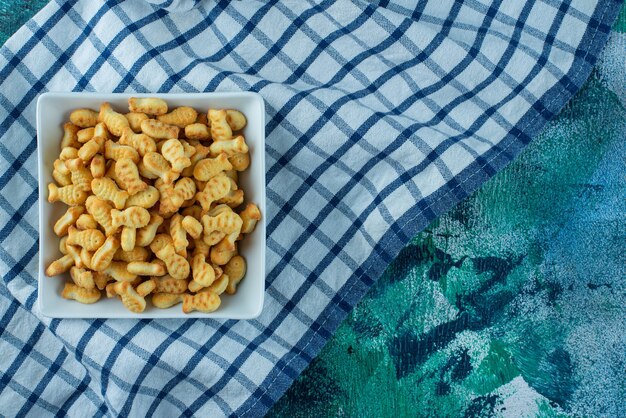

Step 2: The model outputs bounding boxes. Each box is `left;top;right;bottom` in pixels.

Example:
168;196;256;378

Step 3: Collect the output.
37;92;266;319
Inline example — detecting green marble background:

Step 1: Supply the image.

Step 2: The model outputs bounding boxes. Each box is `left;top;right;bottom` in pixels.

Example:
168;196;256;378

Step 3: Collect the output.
2;2;624;417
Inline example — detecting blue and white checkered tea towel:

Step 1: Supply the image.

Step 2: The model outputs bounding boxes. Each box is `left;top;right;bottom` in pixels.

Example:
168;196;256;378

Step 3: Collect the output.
0;0;620;416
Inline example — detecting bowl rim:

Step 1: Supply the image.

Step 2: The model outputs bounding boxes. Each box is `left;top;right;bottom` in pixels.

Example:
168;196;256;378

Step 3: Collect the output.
37;91;266;319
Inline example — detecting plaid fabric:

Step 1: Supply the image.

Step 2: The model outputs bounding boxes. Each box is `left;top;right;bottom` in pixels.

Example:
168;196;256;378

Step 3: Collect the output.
0;0;620;416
